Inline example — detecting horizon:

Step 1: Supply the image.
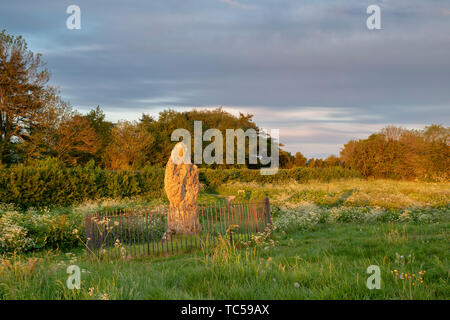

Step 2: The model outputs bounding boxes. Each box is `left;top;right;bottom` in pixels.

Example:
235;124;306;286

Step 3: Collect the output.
1;0;449;158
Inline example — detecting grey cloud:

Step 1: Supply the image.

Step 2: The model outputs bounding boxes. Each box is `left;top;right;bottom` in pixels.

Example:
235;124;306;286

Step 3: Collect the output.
1;0;449;157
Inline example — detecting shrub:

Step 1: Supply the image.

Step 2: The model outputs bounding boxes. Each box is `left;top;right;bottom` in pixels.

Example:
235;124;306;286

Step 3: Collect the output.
0;212;33;253
0;159;165;208
0;206;83;254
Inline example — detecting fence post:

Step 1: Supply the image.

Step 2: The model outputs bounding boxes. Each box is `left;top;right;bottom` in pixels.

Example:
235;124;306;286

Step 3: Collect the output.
226;205;233;246
85;214;94;254
229;225;233;246
264;197;272;229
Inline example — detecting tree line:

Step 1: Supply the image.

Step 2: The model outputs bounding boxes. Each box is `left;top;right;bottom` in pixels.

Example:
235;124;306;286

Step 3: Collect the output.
280;124;449;181
1;30;448;180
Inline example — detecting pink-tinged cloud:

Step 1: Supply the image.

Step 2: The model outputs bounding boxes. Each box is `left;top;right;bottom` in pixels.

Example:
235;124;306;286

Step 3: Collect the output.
442;9;450;15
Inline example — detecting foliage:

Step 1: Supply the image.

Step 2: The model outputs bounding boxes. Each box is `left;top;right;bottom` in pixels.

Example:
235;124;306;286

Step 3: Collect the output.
0;207;82;253
273;203;449;233
0;158;165;208
217;179;450;209
0;159;360;208
0;30;51;164
340;125;450;180
200;166;362;188
103;120;154;170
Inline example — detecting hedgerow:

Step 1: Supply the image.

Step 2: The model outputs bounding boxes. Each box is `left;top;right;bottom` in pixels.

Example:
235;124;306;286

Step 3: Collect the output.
0;158;361;208
199;166;362;188
0;159;164;208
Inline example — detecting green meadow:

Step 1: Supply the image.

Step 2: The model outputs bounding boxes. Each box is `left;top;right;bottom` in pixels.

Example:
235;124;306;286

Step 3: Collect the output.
0;179;448;300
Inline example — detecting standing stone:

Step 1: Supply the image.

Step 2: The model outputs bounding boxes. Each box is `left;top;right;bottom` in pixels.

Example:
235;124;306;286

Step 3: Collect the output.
163;142;201;240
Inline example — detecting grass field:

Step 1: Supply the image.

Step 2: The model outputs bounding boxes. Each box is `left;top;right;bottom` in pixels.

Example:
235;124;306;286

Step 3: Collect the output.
0;179;449;300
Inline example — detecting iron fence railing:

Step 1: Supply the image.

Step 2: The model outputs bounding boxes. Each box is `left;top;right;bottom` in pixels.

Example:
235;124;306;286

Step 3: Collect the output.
84;198;271;258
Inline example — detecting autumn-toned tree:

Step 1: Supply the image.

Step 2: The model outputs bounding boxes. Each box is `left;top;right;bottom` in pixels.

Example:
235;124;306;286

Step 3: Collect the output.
340;125;449;180
324;155;340;167
380;125;408;141
51;115;98;165
84;106;113;164
294;152;307;167
423;124;449;144
20;91;73;161
422;125;450;180
279;150;294;168
340;139;357;169
0;30;52;163
307;158;315;168
103;121;155;170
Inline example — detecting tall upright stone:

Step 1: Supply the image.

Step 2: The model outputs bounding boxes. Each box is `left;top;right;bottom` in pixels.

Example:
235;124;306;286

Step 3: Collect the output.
163;142;201;240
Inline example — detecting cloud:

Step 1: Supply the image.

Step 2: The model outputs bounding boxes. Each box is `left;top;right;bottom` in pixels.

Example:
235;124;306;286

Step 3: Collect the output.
218;0;252;9
1;0;449;158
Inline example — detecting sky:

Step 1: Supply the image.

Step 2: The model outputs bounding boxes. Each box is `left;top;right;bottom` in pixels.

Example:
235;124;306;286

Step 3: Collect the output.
1;0;449;158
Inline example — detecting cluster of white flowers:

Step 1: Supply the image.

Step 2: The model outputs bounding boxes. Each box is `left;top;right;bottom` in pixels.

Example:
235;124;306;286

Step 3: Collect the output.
273;204;326;232
242;226;276;249
0;208;82;254
0;212;33;252
273;202;448;233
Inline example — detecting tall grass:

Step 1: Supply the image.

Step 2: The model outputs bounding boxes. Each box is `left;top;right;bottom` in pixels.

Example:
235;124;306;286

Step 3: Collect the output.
0;221;448;299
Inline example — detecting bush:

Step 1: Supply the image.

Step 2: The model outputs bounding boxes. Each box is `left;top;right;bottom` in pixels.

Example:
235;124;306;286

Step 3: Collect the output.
0;159;165;208
0;207;83;253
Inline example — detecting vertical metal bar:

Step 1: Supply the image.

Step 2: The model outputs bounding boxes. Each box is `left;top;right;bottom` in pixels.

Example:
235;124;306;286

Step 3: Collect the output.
156;208;160;255
244;202;250;241
208;203;211;247
139;208;142;256
129;208;133;257
213;201;218;246
159;207;163;255
140;209;144;257
226;202;231;243
100;209;104;258
207;204;212;248
151;210;155;255
145;209;149;256
209;203;213;248
253;202;258;232
164;208;169;254
264;197;272;228
137;208;141;257
132;207;136;257
112;208;116;258
217;201;223;235
170;210;174;254
110;208;113;257
259;201;264;231
114;212;120;258
239;202;244;240
85;214;93;255
119;209;123;258
229;204;234;245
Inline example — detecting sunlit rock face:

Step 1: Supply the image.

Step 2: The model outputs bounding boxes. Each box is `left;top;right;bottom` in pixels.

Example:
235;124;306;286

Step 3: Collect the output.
163;142;201;239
